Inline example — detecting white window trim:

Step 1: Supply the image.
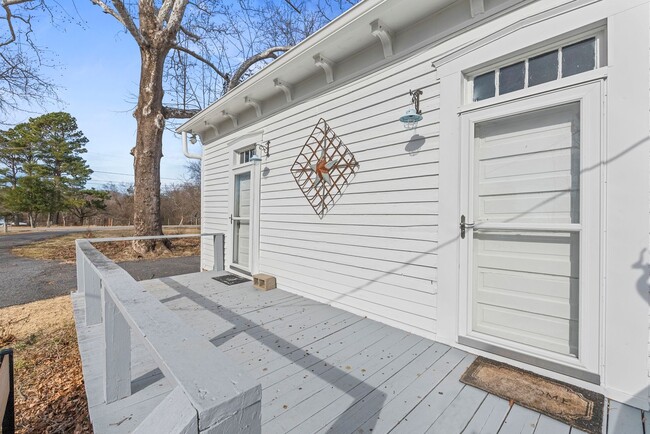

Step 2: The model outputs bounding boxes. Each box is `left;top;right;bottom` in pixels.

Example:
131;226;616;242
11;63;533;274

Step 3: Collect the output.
465;27;607;104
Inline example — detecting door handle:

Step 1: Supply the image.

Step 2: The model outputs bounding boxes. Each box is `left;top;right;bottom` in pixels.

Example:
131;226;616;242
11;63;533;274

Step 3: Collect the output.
460;215;475;239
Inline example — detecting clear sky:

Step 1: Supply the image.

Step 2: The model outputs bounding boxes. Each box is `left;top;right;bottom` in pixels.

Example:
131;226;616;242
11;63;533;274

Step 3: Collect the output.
7;1;204;189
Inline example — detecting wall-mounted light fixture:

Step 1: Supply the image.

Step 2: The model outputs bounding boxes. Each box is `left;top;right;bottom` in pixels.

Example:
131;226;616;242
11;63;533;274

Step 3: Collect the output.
189;134;198;144
399;89;423;129
250;140;271;163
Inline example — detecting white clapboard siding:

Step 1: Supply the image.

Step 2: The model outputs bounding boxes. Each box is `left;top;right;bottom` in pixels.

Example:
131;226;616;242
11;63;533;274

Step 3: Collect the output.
201;47;439;338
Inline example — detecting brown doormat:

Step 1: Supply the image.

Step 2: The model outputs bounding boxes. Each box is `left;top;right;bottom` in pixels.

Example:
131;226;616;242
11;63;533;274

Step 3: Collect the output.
460;357;604;434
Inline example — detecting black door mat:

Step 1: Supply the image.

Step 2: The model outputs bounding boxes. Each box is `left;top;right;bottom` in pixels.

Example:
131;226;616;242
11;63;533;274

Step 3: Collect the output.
460;356;604;434
212;274;250;285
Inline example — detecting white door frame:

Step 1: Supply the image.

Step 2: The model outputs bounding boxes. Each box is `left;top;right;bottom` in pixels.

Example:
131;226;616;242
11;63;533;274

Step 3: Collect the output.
457;81;603;382
227;134;262;275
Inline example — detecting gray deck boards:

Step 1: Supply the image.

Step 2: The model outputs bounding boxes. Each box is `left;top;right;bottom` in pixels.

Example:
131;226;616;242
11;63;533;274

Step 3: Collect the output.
72;270;647;433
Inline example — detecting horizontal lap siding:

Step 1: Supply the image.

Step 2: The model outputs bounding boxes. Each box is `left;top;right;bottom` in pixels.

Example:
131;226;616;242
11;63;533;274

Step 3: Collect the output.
202;50;439;339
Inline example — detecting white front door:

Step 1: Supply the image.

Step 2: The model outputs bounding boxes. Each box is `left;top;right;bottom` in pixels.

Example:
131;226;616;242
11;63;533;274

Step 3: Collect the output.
232;170;251;269
459;83;602;382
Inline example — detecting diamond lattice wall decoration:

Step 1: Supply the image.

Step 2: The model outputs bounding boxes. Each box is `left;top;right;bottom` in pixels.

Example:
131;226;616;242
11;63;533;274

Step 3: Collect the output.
290;118;359;218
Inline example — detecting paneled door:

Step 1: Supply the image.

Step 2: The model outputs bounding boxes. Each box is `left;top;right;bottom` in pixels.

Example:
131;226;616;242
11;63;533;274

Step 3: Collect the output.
458;83;602;382
232;170;251;270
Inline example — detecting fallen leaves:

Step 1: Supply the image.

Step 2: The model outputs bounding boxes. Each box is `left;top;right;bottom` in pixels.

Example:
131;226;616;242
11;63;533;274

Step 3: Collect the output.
1;296;92;433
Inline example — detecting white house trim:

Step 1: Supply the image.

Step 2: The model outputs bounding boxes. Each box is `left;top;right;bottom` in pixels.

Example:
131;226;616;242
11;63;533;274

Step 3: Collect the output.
244;96;263;117
313;54;336;84
273;78;293;103
370;19;394;58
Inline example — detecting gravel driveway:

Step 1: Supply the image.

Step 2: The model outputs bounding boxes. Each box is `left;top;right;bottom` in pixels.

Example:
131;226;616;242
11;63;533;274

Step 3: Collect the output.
0;230;200;308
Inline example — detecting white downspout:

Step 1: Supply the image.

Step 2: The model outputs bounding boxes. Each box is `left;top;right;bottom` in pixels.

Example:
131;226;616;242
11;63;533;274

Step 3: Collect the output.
182;131;202;160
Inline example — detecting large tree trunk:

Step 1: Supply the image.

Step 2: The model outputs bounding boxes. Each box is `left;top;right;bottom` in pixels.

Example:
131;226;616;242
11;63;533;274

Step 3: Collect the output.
132;46;171;254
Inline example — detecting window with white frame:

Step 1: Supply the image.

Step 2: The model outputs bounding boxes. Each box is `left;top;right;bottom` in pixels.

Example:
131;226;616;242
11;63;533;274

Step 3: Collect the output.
237;147;256;165
469;31;606;103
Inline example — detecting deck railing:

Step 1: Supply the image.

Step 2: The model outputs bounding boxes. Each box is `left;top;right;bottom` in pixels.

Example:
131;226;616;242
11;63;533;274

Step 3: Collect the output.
75;234;261;433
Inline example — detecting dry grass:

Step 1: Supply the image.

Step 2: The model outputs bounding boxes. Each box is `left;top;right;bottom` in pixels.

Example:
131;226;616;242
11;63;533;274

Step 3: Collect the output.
12;227;200;263
0;296;92;433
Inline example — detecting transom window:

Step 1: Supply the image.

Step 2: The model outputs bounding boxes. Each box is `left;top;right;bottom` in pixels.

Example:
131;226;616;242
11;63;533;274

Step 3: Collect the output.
238;147;256;164
471;33;604;102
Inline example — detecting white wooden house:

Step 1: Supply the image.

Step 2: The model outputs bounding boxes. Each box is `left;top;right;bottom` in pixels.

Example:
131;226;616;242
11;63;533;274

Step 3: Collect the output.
178;0;650;412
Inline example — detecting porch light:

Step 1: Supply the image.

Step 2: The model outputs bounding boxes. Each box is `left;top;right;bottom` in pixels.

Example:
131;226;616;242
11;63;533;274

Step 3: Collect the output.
399;89;423;129
250;140;271;163
189;134;198;144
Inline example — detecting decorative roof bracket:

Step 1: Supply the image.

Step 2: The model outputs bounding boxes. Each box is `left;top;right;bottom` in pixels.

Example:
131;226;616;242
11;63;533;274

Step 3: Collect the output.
469;0;485;17
222;111;238;128
204;121;219;136
273;78;293;103
370;19;394;58
313;54;335;84
244;96;263;117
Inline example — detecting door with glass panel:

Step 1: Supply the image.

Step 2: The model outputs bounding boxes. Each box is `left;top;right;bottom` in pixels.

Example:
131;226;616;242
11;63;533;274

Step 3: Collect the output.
232;170;251;270
459;84;601;380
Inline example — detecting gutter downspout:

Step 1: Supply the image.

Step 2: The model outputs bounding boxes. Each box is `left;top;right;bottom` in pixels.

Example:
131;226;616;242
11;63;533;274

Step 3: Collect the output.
181;131;202;160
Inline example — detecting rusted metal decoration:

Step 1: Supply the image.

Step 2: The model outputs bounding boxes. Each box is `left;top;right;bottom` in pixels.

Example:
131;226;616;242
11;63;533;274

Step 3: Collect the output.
290;118;359;218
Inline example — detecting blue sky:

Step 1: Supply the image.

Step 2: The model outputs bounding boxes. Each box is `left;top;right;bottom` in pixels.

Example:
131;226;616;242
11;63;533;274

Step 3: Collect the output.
7;1;206;189
6;1;355;189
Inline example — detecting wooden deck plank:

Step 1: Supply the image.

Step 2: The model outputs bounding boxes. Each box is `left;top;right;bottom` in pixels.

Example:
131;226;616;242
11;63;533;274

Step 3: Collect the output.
263;334;425;433
287;339;436;434
257;319;387;386
313;342;451;434
534;415;571;434
424;386;488;433
233;313;361;368
261;329;417;426
499;405;540;434
389;355;476;433
462;394;511;434
354;347;468;433
76;274;642;434
607;400;644;434
218;304;352;354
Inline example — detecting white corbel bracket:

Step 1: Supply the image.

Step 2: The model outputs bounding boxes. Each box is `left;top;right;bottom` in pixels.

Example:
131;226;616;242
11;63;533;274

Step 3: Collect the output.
273;78;293;103
244;96;262;118
370;19;394;58
204;121;219;136
222;111;238;128
313;54;335;84
469;0;485;17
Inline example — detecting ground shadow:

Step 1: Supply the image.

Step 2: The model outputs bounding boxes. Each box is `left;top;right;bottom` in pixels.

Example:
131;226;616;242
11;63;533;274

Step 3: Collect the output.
156;276;389;433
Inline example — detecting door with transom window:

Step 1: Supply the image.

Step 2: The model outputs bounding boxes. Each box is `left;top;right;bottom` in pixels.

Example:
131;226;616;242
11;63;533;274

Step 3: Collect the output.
458;83;602;382
230;147;259;274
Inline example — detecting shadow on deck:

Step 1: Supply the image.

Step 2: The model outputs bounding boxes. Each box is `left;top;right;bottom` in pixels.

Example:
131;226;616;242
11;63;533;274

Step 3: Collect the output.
73;270;646;433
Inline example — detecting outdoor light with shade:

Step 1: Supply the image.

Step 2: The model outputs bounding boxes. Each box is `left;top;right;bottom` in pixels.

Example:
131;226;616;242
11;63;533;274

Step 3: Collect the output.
250;140;271;163
399;89;423;129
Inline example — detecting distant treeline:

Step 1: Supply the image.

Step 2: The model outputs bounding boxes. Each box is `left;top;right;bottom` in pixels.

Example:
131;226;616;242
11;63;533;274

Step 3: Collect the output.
1;112;200;227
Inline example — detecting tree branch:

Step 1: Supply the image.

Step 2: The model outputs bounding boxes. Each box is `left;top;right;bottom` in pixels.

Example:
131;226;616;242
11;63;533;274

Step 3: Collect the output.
161;106;200;119
90;0;144;46
170;44;229;81
165;0;189;36
227;45;292;92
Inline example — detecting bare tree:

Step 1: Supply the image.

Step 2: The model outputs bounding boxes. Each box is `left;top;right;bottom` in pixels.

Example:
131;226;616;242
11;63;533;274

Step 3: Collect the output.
85;0;356;254
0;0;59;117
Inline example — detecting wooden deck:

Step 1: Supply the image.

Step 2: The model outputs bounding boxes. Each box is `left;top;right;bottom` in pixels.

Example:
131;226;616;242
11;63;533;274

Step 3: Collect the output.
73;270;646;433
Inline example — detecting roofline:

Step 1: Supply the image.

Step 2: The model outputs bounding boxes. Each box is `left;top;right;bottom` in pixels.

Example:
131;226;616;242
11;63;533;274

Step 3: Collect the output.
176;0;387;133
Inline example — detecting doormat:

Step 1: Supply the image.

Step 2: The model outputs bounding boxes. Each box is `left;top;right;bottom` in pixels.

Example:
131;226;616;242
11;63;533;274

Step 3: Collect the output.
460;357;603;434
212;274;250;286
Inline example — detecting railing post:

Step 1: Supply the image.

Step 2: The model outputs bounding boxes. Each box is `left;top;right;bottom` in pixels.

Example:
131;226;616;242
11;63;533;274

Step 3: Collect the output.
213;233;224;271
84;258;102;326
0;349;15;434
76;244;85;294
103;286;131;404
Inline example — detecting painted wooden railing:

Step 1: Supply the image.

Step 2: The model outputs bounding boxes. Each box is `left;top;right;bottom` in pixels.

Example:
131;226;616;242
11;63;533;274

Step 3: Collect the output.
75;234;261;434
